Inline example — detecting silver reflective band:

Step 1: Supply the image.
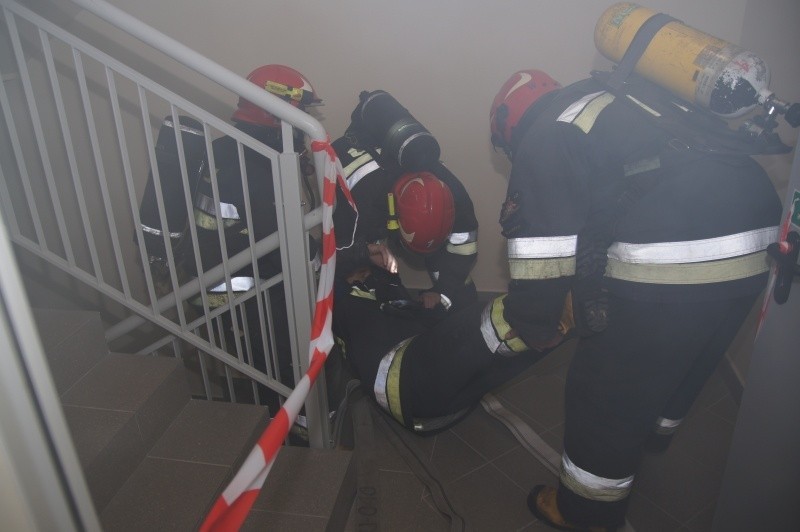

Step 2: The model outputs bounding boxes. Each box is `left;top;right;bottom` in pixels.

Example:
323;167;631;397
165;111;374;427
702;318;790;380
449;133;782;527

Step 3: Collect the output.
560;453;633;502
480;300;503;354
373;339;408;412
557;91;608;124
397;131;434;164
449;231;477;245
162;118;204;136
194;193;241;221
208;276;256;293
655;416;683;435
608;227;778;264
140;224;183;239
345;159;380;190
508;236;577;259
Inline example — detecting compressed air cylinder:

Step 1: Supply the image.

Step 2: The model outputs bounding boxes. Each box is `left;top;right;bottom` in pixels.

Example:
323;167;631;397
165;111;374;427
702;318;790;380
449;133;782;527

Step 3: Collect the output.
595;2;772;118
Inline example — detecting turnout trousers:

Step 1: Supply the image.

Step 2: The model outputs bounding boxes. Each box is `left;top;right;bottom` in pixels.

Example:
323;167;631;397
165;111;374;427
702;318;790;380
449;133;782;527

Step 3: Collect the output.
557;293;757;527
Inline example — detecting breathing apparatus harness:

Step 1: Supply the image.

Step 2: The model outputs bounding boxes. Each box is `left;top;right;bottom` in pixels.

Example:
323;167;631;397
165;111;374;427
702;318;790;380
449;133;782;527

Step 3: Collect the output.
570;12;795;336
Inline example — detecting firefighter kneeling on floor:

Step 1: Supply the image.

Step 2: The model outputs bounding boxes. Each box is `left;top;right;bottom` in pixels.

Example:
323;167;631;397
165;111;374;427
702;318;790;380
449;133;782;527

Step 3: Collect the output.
332;175;565;435
332;90;480;313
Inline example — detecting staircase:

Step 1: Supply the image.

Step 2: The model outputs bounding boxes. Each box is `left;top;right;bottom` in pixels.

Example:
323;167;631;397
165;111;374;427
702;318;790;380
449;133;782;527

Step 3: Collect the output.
35;307;354;530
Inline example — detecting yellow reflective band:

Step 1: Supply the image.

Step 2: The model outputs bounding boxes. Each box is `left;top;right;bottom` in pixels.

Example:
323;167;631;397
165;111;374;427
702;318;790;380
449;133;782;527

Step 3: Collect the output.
605;251;770;284
509;257;576;280
480;295;529;355
572;92;616;133
349;286;377;300
193;209;239;231
264;80;305;102
386;340;410;425
557;91;615;134
446;241;478;256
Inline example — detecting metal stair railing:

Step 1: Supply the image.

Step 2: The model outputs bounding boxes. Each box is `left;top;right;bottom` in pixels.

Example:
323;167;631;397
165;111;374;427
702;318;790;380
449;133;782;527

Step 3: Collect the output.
0;0;332;446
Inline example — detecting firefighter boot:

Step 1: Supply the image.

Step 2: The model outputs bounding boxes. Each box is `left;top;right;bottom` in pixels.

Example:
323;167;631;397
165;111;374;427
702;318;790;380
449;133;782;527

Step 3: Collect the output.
527;485;617;532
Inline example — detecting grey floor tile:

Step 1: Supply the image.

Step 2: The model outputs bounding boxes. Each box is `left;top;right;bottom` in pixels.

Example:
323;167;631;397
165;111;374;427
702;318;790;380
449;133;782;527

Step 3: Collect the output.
683;501;717;532
492;446;559;492
667;408;735;479
363;470;450;531
635;450;722;524
427;429;490;483
496;372;567;431
450;406;521;461
446;463;536;532
626;491;683;532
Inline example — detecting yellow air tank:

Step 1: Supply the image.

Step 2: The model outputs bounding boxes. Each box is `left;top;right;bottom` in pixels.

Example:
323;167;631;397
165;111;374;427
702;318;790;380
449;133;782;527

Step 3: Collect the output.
594;2;771;118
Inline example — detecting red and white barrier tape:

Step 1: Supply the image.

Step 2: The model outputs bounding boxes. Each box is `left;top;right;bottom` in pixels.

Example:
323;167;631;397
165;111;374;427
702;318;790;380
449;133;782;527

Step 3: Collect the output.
200;138;355;532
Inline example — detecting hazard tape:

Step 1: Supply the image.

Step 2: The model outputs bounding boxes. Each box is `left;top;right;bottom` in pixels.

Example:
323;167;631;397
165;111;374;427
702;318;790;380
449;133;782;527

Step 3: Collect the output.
199;138;356;532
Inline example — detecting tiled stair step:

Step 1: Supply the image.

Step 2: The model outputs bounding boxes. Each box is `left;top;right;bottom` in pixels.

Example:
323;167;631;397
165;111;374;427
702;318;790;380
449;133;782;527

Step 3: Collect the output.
62;352;191;511
99;399;270;531
33;307;109;395
241;446;355;531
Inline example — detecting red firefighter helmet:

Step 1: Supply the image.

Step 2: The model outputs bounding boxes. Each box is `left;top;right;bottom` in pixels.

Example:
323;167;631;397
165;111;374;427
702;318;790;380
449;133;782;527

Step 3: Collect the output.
392;171;455;254
490;69;561;153
232;64;322;127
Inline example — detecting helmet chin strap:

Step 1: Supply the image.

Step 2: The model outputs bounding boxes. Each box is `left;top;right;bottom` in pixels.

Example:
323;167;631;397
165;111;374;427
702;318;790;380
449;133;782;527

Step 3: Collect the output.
491;104;512;157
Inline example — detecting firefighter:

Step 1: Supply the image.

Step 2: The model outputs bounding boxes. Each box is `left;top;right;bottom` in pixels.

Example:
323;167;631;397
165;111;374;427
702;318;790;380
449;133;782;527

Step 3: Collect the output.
333;263;550;435
332;100;479;312
188;64;321;399
489;69;782;530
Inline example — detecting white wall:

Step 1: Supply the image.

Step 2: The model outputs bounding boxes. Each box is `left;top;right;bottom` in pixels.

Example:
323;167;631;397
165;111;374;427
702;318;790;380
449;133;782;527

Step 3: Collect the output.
55;0;800;293
22;0;798;381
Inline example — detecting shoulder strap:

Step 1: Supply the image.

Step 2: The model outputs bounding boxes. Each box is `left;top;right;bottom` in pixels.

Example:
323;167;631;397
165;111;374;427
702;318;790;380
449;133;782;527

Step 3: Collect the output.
605;12;677;93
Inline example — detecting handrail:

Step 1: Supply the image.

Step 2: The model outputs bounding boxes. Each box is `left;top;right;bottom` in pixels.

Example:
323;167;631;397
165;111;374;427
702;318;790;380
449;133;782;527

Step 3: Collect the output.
105;207;323;341
68;0;326;143
2;0;332;442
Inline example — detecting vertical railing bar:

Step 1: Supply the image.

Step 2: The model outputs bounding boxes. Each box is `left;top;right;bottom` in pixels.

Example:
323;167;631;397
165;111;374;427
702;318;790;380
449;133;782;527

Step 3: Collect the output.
171;337;182;361
197;348;213;401
262;283;281;382
41;34;104;279
267;154;290;385
206;133;245;363
0;162;21;237
215;317;236;403
162;104;193;329
108;76;158;308
71;49;130;294
135;86;169;311
0;73;41;242
190;123;220;342
9;16;75;261
2;13;64;258
236;141;274;379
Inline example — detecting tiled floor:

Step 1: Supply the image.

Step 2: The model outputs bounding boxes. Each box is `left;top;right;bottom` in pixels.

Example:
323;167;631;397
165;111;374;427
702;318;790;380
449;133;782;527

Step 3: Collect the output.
342;339;739;532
